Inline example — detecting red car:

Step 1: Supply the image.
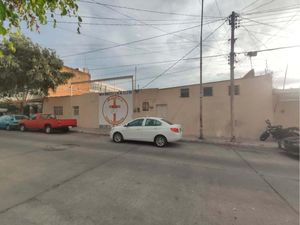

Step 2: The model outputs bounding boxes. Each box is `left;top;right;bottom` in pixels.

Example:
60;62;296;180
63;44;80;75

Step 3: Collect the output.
19;114;77;134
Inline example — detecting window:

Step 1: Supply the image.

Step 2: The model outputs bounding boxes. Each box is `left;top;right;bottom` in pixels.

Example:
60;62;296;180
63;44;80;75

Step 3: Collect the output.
180;88;189;97
127;119;144;127
30;115;37;120
145;119;162;126
54;106;63;116
142;102;149;111
73;106;80;116
15;115;28;120
203;87;213;96
228;85;240;95
41;114;48;120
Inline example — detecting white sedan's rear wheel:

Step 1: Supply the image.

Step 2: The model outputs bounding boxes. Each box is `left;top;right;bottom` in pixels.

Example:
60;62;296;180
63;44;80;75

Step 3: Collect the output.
113;132;123;143
155;135;167;147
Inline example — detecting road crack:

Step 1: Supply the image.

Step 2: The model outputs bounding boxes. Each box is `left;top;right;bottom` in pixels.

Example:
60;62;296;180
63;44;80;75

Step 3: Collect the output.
0;148;134;215
231;147;299;215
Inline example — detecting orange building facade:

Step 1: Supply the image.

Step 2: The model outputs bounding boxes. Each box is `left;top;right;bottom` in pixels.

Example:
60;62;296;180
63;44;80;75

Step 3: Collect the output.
48;66;91;97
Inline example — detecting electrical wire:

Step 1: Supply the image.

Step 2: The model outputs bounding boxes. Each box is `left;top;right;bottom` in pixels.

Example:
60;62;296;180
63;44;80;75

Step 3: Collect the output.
240;0;262;12
55;26;152;54
78;0;211;18
241;4;300;16
61;24;203;58
142;43;200;88
50;20;203;26
241;25;268;49
141;20;226;88
243;0;275;13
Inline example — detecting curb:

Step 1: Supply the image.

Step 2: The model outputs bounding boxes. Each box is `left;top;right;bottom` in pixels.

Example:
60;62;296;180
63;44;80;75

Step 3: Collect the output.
71;129;277;148
180;138;277;148
71;129;109;136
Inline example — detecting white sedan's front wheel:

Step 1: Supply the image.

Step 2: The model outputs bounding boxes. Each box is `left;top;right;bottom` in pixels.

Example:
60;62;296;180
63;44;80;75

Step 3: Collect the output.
113;132;123;143
154;135;167;147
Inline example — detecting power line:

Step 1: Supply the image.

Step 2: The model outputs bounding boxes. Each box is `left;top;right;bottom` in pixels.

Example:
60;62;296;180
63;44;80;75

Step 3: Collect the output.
142;43;200;88
50;20;203;26
259;11;300;47
55;26;152;54
244;11;300;20
87;52;229;71
243;18;300;26
78;0;215;18
241;16;281;28
142;20;226;88
241;4;300;15
243;0;276;13
241;25;268;49
61;24;203;58
98;2;200;44
236;45;300;55
52;14;203;22
240;0;262;12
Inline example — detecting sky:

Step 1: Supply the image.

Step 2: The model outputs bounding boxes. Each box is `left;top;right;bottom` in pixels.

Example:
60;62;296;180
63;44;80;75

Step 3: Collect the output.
22;0;300;90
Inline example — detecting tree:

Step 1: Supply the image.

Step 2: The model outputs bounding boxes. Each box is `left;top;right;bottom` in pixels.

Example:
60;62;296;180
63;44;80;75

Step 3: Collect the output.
0;34;74;112
0;0;81;46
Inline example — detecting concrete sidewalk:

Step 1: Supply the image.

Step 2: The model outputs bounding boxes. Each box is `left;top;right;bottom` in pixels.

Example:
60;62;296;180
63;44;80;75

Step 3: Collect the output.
71;127;278;148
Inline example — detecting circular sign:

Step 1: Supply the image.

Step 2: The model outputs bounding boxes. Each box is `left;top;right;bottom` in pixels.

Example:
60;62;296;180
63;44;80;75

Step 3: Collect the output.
102;95;129;125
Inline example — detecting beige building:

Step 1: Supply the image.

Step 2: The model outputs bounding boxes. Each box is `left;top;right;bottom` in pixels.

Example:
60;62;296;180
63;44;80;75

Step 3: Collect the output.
273;88;300;128
43;73;299;140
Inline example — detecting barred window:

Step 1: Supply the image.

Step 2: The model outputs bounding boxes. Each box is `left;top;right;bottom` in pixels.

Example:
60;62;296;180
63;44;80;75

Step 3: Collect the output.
180;88;189;97
54;106;63;116
203;87;213;96
73;106;79;116
142;102;149;111
228;85;240;95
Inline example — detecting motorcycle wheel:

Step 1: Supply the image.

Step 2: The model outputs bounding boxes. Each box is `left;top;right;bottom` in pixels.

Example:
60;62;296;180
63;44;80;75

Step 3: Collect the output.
260;131;270;141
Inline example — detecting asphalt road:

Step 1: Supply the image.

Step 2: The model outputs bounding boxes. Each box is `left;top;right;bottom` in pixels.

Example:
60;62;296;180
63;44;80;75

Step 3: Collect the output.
0;130;298;225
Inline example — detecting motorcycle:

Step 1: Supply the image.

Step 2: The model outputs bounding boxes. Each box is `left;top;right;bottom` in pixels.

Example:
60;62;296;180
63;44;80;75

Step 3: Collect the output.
260;119;299;148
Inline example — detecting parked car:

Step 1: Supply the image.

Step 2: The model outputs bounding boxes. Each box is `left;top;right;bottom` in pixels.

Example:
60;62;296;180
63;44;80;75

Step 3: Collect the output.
19;113;77;134
0;115;28;130
110;117;182;147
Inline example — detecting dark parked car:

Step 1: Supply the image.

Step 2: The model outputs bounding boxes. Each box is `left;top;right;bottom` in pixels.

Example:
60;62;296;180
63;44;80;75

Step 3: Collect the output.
0;115;28;130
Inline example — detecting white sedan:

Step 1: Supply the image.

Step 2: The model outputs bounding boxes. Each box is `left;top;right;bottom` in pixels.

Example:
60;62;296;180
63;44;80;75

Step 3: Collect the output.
110;117;182;147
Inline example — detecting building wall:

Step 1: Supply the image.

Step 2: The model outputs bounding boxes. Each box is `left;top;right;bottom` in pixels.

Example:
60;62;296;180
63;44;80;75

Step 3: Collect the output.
43;93;99;128
48;66;91;97
273;89;299;127
42;74;299;140
133;75;274;139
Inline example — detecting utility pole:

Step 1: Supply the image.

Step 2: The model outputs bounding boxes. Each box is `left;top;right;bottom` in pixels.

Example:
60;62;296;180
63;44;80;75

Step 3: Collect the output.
199;0;204;139
228;11;239;142
283;64;288;90
134;66;137;90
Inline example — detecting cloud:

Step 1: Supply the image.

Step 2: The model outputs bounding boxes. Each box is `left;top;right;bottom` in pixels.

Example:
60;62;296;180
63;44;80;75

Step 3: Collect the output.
22;0;300;89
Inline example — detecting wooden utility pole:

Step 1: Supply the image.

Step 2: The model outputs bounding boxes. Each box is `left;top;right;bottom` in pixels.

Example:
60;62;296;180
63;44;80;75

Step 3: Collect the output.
228;11;239;142
199;0;204;139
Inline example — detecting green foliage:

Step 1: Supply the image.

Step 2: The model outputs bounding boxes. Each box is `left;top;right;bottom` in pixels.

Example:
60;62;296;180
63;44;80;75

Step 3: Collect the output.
0;0;81;39
0;34;74;103
0;102;19;114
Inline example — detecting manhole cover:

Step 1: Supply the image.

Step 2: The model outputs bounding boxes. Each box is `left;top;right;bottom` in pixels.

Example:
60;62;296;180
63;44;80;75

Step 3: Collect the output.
44;143;80;151
44;145;67;151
